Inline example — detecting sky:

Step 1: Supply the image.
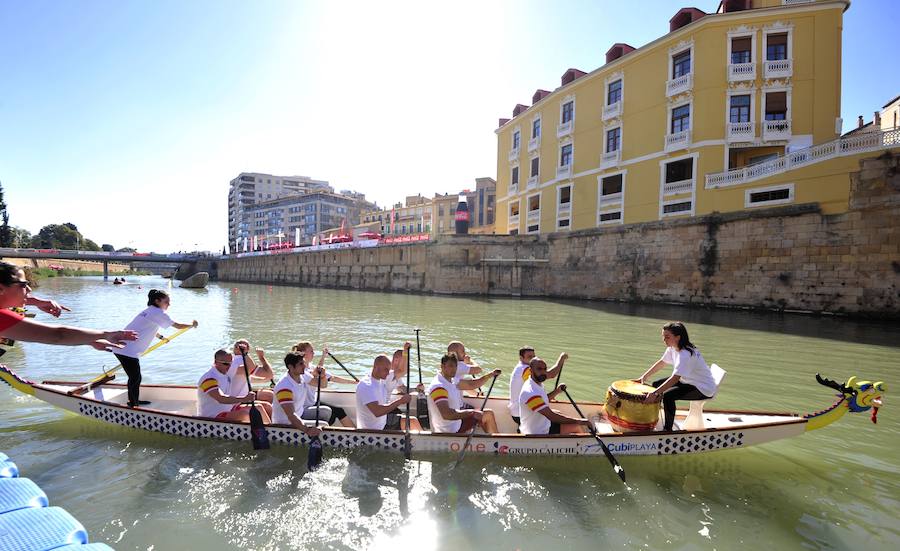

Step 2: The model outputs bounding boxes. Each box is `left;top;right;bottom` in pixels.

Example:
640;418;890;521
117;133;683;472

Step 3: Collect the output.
1;0;897;252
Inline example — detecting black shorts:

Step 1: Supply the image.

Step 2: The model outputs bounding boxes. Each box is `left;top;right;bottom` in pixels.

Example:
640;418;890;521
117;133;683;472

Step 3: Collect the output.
549;422;561;435
385;412;402;430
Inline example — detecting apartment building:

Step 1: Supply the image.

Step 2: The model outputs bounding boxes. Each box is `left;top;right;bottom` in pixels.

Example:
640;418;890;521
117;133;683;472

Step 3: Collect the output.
360;196;432;236
496;0;900;236
227;172;331;246
432;178;497;235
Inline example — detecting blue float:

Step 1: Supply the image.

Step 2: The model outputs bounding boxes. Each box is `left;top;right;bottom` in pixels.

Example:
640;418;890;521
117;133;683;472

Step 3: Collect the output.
0;479;48;514
0;459;18;479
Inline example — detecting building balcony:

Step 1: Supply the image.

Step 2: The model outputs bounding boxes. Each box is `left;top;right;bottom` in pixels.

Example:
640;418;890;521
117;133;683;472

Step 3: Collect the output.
666;73;693;97
664;130;691;152
526;175;539;190
557;202;571;217
762;119;791;141
557;164;573;179
600;149;621;169
727;121;756;142
508;182;518;195
764;59;792;79
528;136;541;153
602;101;622;120
663;178;693;196
508;147;520;162
526;210;541;224
557;120;573;138
728;62;756;82
599;192;623;207
508;214;520;228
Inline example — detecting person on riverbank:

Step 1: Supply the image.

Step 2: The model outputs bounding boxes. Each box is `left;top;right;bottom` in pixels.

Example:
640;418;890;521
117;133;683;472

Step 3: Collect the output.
116;289;197;408
355;349;422;431
508;348;569;428
0;262;137;350
638;322;717;431
227;340;274;417
426;352;500;434
270;351;321;437
518;357;589;435
197;348;271;423
293;341;357;427
447;341;482;384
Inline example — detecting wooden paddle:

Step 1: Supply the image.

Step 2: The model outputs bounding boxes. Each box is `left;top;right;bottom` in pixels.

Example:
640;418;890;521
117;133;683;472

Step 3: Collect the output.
563;388;626;483
240;347;270;450
68;325;193;396
307;366;324;470
326;351;360;382
415;328;429;429
452;372;499;469
403;344;412;460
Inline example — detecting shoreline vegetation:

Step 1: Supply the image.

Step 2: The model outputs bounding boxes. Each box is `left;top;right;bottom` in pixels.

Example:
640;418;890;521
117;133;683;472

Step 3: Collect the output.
25;266;150;283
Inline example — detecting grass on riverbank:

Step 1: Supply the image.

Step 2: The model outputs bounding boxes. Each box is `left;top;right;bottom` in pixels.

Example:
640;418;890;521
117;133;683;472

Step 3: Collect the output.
27;267;151;279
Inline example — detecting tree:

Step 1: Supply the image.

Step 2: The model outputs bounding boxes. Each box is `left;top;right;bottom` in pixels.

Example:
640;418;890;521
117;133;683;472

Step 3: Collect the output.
101;244;115;252
9;227;31;248
0;180;11;247
116;247;137;253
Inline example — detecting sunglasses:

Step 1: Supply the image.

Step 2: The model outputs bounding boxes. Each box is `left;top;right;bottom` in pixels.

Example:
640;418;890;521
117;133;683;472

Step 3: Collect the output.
8;280;29;288
215;360;231;366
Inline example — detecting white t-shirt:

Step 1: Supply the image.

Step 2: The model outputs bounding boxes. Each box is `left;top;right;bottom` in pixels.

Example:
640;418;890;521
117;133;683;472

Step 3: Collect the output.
227;355;259;397
355;373;398;430
426;374;464;433
661;347;717;398
507;361;530;417
451;361;472;385
196;366;233;418
117;306;174;358
305;369;334;405
272;373;312;425
518;377;551;435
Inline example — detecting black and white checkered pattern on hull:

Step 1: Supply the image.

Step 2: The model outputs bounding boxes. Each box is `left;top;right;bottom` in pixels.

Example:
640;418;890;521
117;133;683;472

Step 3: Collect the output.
657;431;744;454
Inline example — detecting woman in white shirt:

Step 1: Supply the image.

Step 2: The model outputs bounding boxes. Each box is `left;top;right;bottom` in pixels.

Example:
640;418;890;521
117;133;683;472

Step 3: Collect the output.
637;322;717;431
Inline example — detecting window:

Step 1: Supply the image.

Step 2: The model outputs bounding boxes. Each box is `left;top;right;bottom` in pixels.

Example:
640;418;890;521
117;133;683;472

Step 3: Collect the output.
561;101;574;124
749;188;790;203
665;158;693;183
509;202;519;217
599;211;622;222
602;174;623;196
532;118;541;138
528;195;540;212
607;79;622;105
766;33;788;61
745;184;794;207
731;37;751;63
765;92;787;120
672;50;691;78
606;127;621;152
510;229;519;235
513;131;520;150
559;185;571;204
558;219;570;228
730;95;751;123
511;167;519;186
560;144;573;167
663;201;692;214
438;205;444;217
530;157;540;177
527;224;539;233
671;105;690;133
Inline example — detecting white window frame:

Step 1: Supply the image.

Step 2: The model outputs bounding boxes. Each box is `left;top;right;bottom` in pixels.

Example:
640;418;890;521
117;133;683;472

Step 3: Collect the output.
762;84;792;121
726;29;757;66
604;124;622;153
669;41;694;80
725;88;757;140
512;129;521;151
744;183;794;208
667;99;693;134
556;183;573;230
511;164;520;189
658;152;698;219
597;169;626;226
762;24;793;63
560;97;576;125
531;115;542;139
525;192;541;234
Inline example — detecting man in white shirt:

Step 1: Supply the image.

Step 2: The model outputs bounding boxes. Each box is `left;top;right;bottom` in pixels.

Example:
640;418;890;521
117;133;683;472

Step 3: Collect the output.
271;351;321;437
427;353;501;434
197;349;271;423
227;340;275;416
518;357;589;436
355;344;423;431
508;347;569;427
447;341;483;385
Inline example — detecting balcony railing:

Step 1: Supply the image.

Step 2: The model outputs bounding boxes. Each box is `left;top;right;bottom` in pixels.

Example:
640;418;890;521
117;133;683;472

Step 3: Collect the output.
666;73;693;97
599;192;623;207
508;214;520;227
508;147;520;162
664;129;691;152
764;59;792;78
727;121;755;142
557;164;573;179
557;202;571;217
528;136;541;153
557;120;573;138
663;178;694;196
508;183;518;195
602;101;622;120
705;128;900;189
782;0;814;5
762;119;792;141
526;175;538;189
526;210;541;224
600;149;621;169
728;62;756;82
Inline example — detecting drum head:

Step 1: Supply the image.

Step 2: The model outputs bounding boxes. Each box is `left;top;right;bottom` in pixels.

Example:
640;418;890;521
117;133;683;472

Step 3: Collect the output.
611;379;655;396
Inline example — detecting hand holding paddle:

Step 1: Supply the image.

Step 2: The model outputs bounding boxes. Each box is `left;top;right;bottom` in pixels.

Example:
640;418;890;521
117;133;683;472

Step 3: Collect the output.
307;366;325;470
240;345;270;450
562;388;626;483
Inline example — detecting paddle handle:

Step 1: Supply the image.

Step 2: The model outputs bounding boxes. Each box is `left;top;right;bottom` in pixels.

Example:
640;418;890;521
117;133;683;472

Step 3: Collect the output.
415;328;422;386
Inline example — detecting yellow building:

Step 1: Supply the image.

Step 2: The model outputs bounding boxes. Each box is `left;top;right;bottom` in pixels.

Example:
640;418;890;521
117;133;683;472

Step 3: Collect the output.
431;177;497;235
496;0;900;235
360;197;432;236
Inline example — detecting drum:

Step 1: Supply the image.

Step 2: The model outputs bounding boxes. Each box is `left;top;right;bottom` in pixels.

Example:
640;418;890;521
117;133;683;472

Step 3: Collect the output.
603;380;659;432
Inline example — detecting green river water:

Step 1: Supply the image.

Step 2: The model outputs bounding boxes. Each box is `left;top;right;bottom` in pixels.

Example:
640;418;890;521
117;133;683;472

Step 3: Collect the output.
1;276;897;550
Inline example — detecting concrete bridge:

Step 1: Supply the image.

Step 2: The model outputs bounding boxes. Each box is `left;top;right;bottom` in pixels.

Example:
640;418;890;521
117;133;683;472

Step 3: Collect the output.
0;248;218;280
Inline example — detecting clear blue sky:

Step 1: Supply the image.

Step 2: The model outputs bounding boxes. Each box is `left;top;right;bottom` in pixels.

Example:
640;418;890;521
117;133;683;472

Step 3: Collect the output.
1;0;897;252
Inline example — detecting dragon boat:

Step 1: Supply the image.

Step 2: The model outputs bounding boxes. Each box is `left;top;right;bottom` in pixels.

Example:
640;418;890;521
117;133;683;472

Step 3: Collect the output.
0;364;884;457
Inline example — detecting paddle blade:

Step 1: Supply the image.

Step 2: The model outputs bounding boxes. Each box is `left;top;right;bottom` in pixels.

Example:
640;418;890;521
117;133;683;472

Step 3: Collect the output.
307;437;323;470
249;406;270;450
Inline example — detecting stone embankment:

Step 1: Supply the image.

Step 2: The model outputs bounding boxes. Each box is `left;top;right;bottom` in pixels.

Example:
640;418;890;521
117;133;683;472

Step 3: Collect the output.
0;257;131;273
218;152;900;318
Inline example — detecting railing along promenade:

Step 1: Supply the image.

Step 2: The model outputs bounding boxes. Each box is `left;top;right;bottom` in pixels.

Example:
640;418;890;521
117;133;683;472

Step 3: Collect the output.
705;128;900;189
0;247;208;263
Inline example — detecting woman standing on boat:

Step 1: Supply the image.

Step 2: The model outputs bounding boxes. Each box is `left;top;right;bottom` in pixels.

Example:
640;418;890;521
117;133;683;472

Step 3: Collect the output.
638;322;717;431
116;289;197;407
0;262;137;350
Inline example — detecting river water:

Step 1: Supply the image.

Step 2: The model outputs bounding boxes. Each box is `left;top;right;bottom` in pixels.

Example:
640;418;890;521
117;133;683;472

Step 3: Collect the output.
1;276;897;550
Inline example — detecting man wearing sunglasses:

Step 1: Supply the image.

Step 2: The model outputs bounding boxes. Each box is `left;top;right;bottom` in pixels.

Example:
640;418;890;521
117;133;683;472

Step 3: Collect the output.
197;349;271;423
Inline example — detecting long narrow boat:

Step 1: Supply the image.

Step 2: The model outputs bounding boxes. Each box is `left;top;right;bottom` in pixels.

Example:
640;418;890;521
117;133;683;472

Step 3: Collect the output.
0;365;884;457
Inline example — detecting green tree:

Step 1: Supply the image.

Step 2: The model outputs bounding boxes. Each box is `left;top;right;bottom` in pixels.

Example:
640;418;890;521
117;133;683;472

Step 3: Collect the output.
116;247;137;253
101;244;115;252
0;180;11;247
9;227;31;248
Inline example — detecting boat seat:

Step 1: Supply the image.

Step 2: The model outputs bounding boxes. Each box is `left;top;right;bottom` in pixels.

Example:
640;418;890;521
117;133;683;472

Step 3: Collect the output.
682;363;727;431
301;405;333;426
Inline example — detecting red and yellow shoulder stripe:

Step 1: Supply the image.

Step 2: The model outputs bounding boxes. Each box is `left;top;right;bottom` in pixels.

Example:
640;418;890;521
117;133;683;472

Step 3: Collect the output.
276;389;294;403
521;367;531;381
199;378;218;393
429;387;449;402
525;395;546;412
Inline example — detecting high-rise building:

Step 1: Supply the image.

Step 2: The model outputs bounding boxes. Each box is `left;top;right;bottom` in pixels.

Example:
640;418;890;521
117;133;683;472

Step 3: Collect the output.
495;0;899;236
227;172;331;247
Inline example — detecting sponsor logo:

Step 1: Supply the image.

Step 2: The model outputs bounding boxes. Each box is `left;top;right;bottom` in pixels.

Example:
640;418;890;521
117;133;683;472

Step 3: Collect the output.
604;441;658;453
